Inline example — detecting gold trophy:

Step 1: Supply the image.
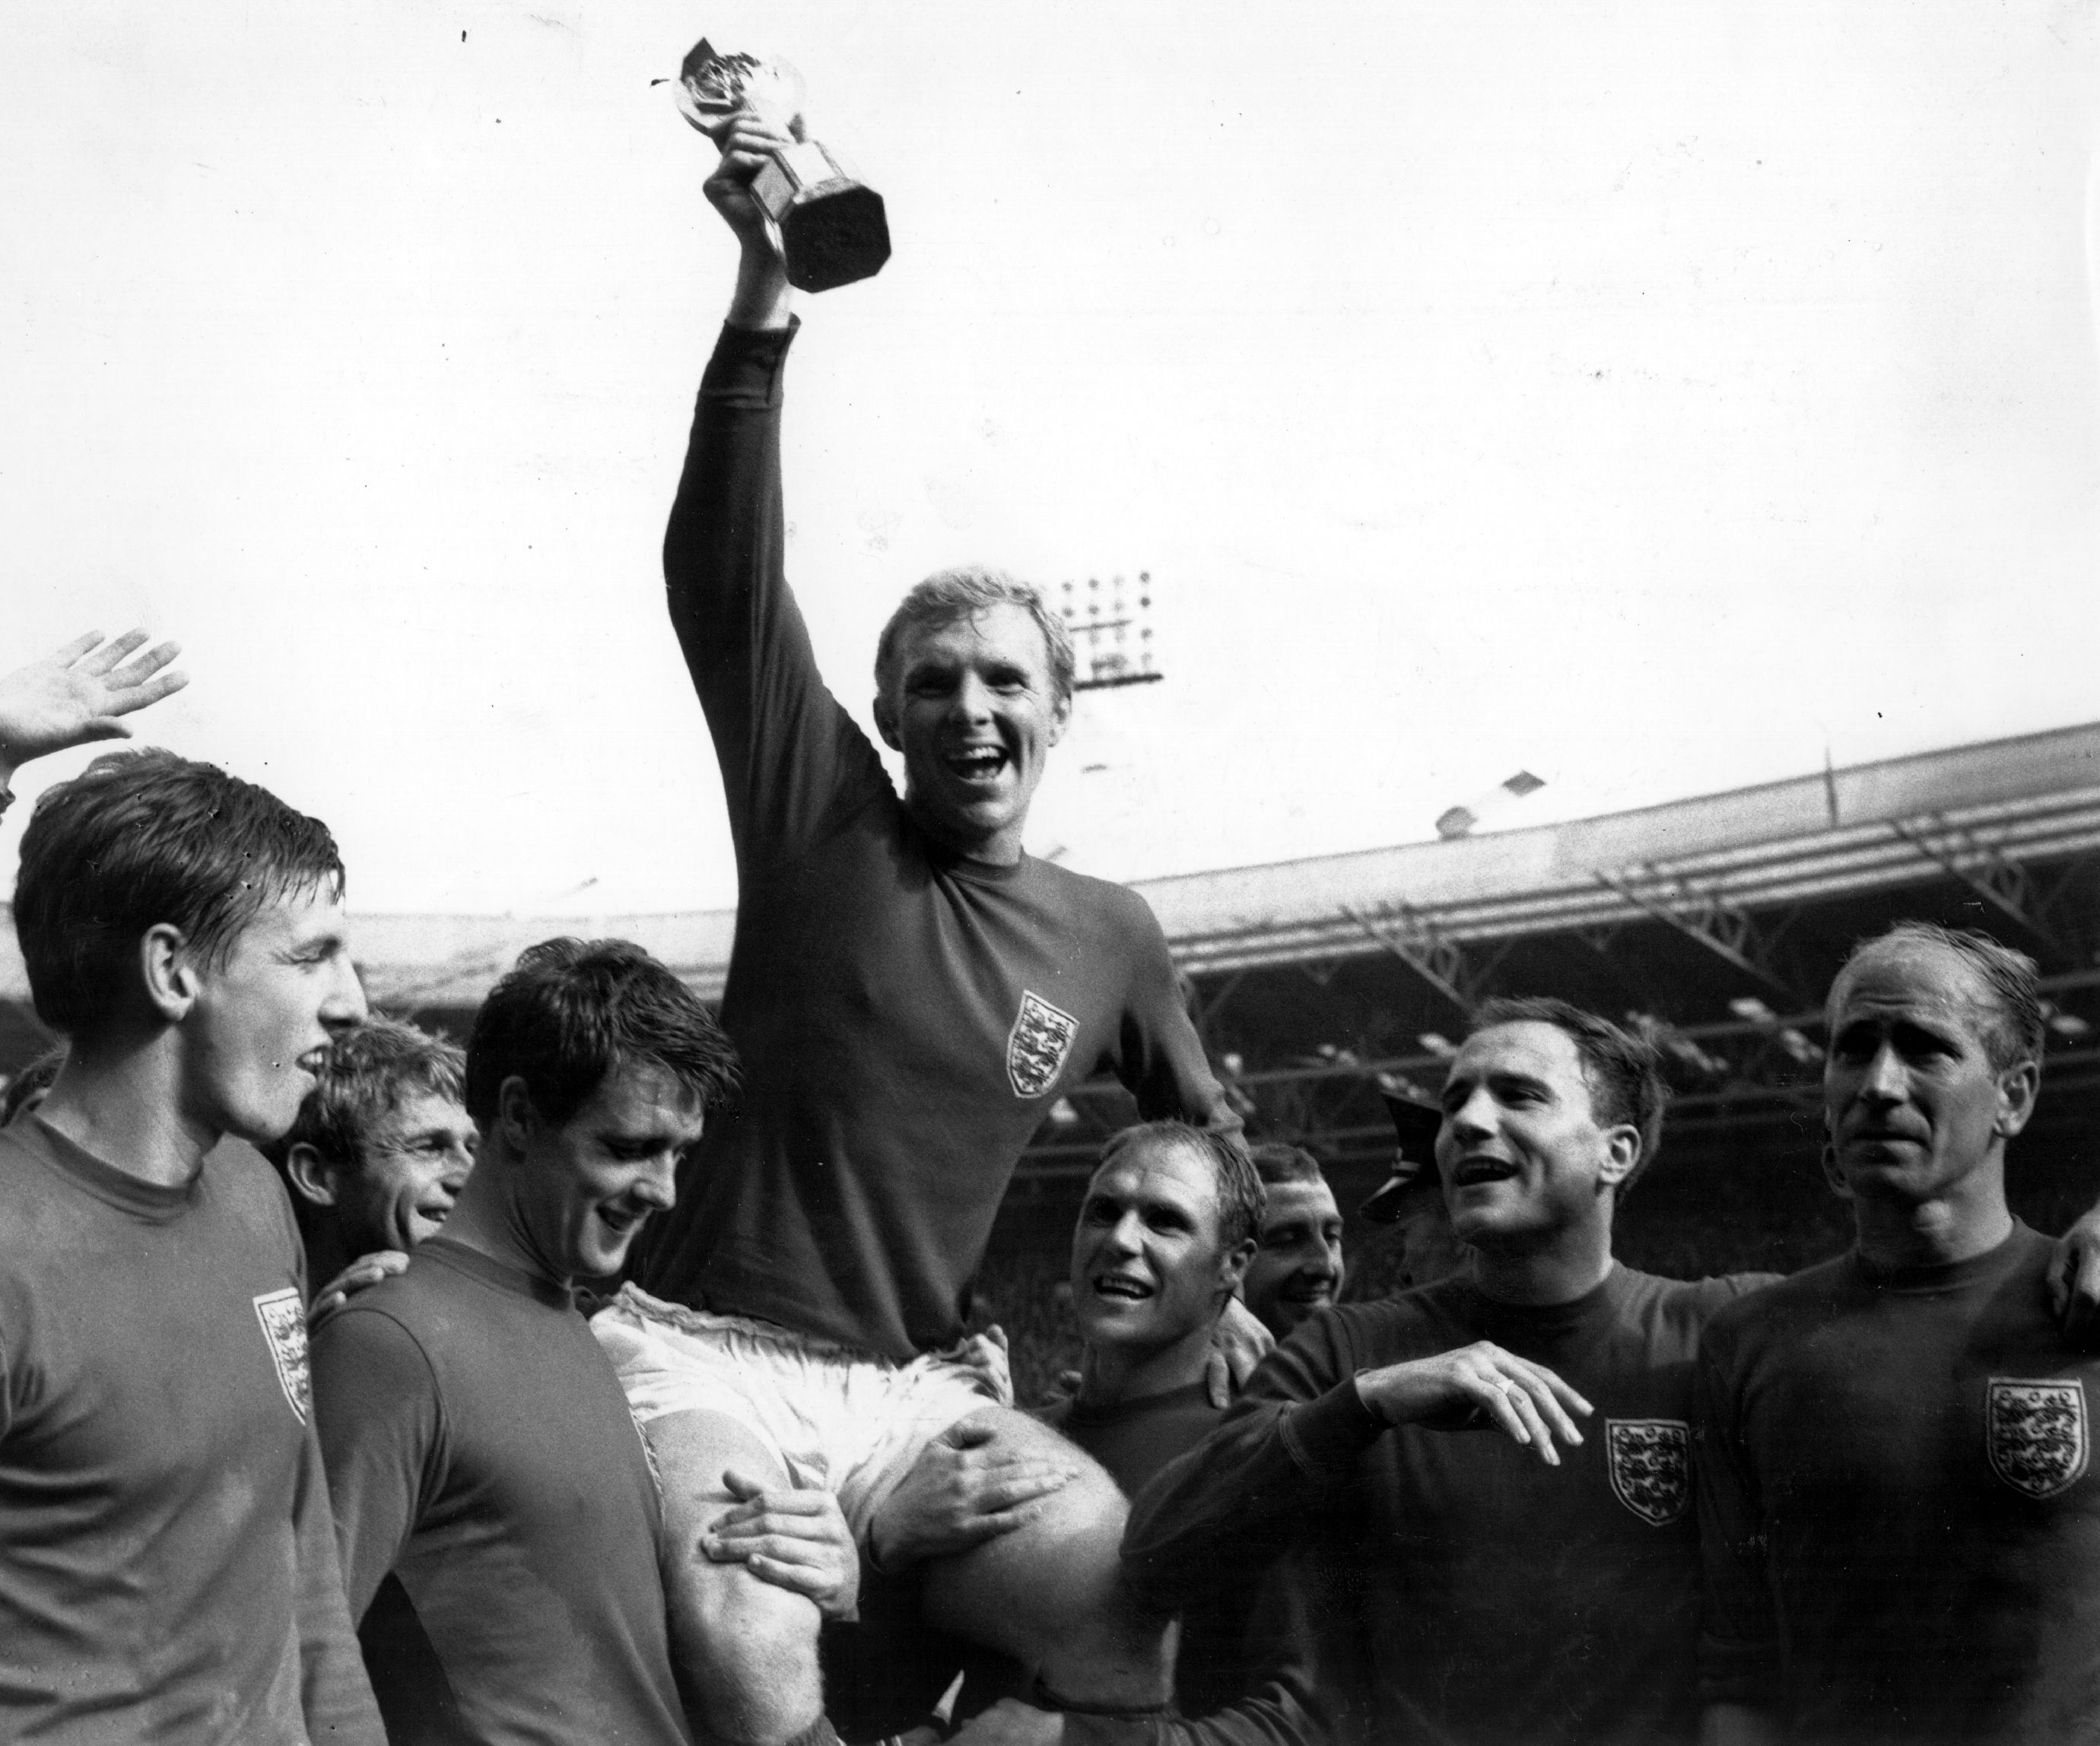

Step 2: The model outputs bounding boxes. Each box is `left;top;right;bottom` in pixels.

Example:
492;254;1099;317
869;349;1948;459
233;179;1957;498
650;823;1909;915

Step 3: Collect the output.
676;39;891;293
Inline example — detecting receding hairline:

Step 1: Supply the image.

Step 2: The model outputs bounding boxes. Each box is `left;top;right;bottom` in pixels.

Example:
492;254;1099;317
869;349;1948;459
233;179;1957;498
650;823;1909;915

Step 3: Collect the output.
1827;936;2003;1028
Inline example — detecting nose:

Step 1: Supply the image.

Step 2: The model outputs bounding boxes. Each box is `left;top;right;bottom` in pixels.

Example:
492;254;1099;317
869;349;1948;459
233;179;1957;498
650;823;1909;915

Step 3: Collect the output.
633;1151;680;1212
1103;1209;1145;1258
1445;1087;1495;1144
439;1141;475;1192
322;956;369;1033
1308;1234;1343;1278
1860;1043;1908;1103
948;671;994;722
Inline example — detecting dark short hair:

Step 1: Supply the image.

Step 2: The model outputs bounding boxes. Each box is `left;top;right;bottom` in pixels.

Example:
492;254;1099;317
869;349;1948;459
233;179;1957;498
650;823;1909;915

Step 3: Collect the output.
1250;1141;1327;1191
1831;921;2044;1074
873;567;1077;707
1097;1119;1265;1252
14;749;345;1037
1;1044;66;1126
464;938;739;1131
1467;997;1670;1194
263;1017;465;1173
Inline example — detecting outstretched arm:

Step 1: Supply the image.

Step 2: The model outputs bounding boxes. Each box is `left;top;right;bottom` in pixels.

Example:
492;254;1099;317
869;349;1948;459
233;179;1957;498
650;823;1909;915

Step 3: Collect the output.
706;116;796;332
662;115;887;871
0;630;187;794
1124;1326;1588;1615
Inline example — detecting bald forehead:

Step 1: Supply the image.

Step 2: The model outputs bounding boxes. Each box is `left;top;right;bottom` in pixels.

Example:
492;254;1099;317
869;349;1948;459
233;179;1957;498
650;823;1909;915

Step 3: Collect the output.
1830;939;1994;1017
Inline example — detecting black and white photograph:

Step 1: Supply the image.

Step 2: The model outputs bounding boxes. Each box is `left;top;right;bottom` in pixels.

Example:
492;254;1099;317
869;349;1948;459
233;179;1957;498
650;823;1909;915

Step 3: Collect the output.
3;2;2098;1741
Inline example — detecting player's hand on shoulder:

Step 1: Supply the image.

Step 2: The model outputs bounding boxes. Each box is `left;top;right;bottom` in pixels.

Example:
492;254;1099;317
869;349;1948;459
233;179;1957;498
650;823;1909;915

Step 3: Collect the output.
867;1415;1079;1570
307;1249;409;1328
2047;1207;2100;1341
1352;1340;1592;1467
1205;1295;1276;1408
701;1467;859;1619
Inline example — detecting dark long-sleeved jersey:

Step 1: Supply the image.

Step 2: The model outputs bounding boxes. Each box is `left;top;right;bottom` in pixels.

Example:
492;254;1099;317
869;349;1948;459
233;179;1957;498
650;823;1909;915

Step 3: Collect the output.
1696;1222;2100;1744
1126;1266;1767;1746
631;320;1234;1360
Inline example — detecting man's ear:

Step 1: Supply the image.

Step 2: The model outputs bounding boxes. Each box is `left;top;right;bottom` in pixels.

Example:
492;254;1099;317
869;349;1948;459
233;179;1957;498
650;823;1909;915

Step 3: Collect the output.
139;922;197;1023
1596;1125;1641;1193
1218;1236;1257;1298
1997;1059;2042;1141
497;1076;538;1154
284;1141;340;1209
873;693;902;752
1047;687;1072;748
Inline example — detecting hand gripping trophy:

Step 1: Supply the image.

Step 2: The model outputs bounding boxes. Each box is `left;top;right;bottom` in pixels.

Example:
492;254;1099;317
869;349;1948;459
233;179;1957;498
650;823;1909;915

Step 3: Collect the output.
675;39;891;293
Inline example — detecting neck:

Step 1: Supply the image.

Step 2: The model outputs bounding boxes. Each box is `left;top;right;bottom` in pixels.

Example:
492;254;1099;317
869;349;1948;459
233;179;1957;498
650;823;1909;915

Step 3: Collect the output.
1075;1316;1215;1410
439;1148;567;1290
1852;1173;2013;1271
35;1029;218;1189
906;796;1026;867
1466;1215;1617;1307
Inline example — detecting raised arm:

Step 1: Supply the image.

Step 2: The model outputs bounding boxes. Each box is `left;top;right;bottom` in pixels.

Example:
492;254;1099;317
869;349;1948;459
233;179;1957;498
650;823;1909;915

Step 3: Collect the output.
663;118;887;869
0;630;187;802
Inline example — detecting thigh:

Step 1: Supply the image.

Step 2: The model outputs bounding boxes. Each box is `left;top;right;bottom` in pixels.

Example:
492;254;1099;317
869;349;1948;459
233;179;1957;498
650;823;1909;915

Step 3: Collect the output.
913;1406;1131;1643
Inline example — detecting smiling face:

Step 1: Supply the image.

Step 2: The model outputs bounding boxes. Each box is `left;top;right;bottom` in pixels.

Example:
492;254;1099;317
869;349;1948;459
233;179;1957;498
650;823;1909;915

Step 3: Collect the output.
335;1090;478;1255
1242;1178;1345;1337
183;888;367;1146
504;1061;704;1282
1070;1137;1250;1360
1823;940;2037;1214
875;602;1071;865
1434;1021;1638;1253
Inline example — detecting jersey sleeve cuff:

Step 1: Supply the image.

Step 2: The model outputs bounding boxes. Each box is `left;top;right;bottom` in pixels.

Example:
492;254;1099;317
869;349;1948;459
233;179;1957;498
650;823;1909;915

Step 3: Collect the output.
701;316;799;406
1277;1380;1385;1483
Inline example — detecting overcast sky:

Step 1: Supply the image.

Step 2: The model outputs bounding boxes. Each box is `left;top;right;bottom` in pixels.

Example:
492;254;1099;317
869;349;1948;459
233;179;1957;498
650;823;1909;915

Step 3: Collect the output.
4;0;2095;916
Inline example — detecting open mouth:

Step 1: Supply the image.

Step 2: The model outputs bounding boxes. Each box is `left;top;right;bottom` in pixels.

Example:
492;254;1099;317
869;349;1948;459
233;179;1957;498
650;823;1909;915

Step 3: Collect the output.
596;1205;647;1240
295;1046;334;1077
945;745;1009;784
1282;1281;1336;1303
1452;1155;1520;1188
1091;1274;1154;1302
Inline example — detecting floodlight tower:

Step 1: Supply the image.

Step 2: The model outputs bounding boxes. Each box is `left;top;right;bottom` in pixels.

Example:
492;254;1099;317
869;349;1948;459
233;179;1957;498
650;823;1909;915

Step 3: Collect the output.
1060;572;1164;692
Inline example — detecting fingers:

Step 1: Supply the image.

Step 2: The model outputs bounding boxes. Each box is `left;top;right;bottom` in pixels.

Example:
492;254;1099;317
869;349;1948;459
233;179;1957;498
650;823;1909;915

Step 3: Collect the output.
984;1323;1009;1353
710;1489;839;1529
939;1416;999;1452
719;1467;767;1503
1205;1345;1231;1410
716;118;796;157
48;630;106;666
1464;1354;1590;1465
76;628;149;675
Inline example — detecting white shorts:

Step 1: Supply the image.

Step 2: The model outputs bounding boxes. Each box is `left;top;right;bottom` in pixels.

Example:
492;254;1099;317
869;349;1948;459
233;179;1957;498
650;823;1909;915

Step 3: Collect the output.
592;1284;999;1544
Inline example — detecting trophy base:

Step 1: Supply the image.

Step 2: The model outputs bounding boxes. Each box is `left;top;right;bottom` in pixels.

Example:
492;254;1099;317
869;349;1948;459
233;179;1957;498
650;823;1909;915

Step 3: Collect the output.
753;141;891;293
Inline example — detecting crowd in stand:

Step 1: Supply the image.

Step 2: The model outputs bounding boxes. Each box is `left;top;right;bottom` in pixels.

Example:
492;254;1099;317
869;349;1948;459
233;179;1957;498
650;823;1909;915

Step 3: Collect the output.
7;110;2100;1746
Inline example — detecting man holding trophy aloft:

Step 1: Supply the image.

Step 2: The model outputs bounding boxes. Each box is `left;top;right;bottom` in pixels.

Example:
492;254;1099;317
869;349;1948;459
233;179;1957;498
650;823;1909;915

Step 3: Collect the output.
593;40;1253;1746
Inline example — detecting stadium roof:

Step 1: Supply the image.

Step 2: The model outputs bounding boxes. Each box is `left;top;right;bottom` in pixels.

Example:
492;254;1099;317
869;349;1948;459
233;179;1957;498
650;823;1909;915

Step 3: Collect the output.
5;717;2098;1029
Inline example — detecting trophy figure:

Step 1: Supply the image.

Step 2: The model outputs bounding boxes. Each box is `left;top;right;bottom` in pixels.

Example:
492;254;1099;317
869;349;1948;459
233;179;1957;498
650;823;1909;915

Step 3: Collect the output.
675;39;891;294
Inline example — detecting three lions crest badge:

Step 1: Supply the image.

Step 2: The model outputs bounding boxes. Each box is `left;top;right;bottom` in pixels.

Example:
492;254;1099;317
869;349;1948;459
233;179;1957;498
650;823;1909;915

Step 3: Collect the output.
1987;1378;2088;1500
1607;1418;1690;1526
1006;990;1079;1099
253;1287;312;1425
